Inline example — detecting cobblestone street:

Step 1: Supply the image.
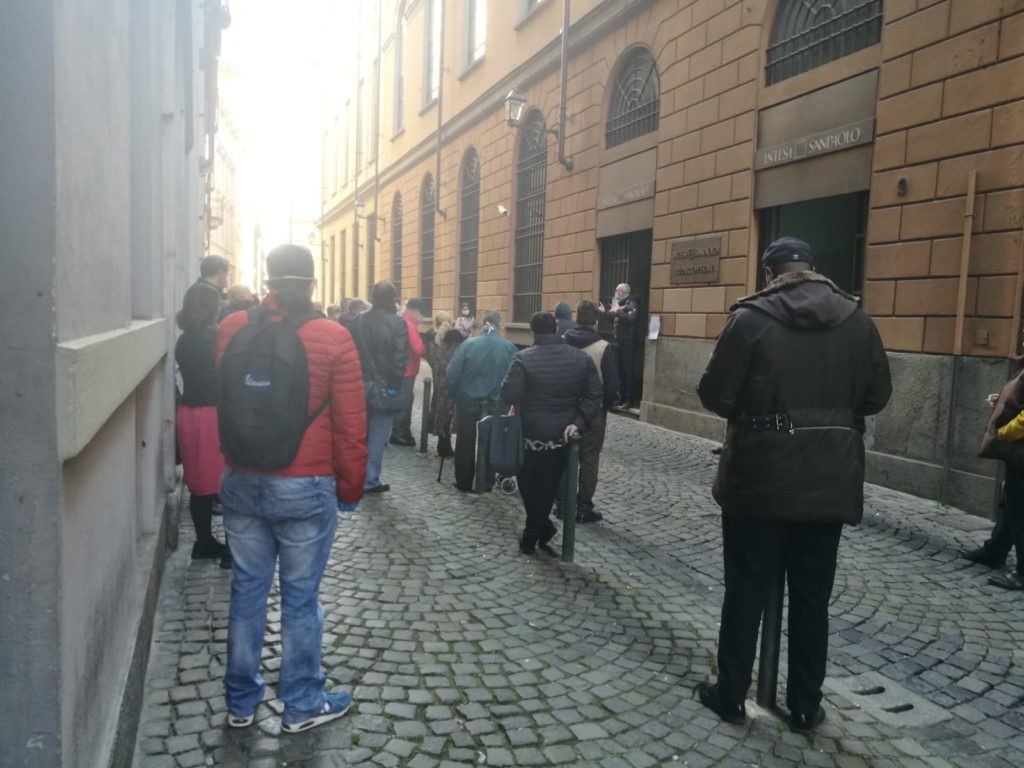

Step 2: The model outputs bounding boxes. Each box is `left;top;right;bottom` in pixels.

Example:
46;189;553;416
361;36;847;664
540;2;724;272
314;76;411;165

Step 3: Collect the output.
133;396;1024;768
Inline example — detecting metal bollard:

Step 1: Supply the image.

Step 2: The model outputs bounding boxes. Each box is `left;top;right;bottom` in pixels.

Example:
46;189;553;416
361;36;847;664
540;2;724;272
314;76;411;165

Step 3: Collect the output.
756;564;786;709
561;434;581;562
418;378;432;454
474;404;490;494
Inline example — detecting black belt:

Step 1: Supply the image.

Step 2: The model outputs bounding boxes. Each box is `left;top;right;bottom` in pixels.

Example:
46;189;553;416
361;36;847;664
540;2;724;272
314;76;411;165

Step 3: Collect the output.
741;409;857;434
746;413;793;433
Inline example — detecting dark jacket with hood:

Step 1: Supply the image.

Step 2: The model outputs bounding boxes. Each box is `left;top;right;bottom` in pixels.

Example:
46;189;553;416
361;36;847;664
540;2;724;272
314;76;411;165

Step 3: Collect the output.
564;325;619;410
350;307;409;391
554;302;573;336
697;271;891;525
501;335;602;443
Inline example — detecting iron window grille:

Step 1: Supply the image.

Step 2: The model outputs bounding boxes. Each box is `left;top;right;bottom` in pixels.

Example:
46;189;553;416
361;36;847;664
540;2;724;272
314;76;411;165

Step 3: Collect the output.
420;175;435;315
606;47;660;149
514;111;547;323
391;194;403;298
766;0;882;85
459;150;480;315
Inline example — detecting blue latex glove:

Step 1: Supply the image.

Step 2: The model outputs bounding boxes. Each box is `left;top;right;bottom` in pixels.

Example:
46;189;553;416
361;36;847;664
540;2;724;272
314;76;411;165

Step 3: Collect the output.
385;388;398;398
338;500;358;513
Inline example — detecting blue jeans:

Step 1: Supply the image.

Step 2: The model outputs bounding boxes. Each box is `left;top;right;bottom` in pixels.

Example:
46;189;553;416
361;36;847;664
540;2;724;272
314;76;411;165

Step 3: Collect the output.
365;406;394;488
220;468;338;723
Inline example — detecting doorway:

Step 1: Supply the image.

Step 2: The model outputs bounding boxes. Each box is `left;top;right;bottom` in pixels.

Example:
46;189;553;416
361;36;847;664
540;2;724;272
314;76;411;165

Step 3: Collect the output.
598;229;652;408
758;191;868;293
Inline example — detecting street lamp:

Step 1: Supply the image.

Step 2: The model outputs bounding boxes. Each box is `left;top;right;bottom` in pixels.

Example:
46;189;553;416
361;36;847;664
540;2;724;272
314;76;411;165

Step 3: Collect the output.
504;88;526;128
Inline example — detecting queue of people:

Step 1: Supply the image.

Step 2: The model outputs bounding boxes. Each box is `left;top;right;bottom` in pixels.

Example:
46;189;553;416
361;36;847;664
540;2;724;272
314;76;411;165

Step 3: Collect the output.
173;235;1024;741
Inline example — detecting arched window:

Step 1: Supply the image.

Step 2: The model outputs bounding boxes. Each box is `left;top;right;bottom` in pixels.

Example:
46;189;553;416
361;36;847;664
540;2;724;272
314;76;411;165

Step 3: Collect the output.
420;175;435;315
606;47;660;149
393;2;405;133
514;110;547;322
766;0;882;85
391;194;403;298
459;149;480;314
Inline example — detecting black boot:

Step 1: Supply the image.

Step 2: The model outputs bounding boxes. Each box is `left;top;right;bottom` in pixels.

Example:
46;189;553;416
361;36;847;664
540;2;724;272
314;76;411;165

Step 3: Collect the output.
190;494;226;559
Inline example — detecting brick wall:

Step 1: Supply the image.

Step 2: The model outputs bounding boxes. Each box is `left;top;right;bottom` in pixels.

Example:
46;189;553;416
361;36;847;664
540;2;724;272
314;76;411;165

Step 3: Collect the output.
867;0;1024;356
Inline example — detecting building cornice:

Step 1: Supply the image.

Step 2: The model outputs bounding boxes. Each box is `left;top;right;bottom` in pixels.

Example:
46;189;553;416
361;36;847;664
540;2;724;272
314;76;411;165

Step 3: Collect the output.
321;0;657;224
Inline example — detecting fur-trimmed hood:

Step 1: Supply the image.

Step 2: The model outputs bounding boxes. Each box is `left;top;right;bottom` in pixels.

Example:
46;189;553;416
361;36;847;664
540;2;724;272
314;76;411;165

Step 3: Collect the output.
732;270;859;330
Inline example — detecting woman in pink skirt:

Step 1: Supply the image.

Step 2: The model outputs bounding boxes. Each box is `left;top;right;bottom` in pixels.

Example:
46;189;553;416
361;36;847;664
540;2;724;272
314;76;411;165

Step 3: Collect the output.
175;282;229;563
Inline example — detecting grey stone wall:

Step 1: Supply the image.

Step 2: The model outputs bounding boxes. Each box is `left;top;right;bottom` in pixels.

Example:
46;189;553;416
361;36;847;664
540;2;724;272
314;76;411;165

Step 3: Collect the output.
641;336;1008;518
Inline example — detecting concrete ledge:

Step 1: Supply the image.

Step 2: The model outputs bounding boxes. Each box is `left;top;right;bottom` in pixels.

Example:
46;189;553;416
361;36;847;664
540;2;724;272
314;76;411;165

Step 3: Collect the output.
641;401;725;442
866;450;995;519
55;319;168;460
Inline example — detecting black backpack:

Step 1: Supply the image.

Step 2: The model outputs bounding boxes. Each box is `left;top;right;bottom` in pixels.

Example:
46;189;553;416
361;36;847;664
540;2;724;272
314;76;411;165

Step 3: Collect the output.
218;306;329;469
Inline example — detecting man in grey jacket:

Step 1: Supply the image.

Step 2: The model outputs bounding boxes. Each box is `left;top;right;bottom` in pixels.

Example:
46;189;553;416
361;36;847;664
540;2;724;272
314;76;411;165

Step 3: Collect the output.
445;310;518;491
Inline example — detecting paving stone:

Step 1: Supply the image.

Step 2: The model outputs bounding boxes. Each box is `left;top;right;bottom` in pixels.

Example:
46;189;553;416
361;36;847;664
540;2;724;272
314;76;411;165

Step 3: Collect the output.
131;400;1024;768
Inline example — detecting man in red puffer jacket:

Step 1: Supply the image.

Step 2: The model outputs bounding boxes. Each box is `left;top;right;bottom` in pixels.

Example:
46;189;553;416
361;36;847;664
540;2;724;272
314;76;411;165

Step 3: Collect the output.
214;244;366;735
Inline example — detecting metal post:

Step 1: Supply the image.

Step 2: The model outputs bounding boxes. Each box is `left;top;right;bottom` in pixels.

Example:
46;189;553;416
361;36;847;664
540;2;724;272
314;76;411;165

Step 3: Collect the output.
418;378;432;454
756;564;785;709
561;434;581;562
474;404;490;494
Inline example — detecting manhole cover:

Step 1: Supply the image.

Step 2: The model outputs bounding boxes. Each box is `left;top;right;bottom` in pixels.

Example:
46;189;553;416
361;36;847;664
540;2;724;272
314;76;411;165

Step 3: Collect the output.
826;671;951;727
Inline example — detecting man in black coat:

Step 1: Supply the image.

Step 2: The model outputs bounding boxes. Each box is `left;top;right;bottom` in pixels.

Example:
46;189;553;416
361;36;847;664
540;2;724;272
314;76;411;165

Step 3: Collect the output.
501;312;602;554
695;237;892;734
603;282;639;407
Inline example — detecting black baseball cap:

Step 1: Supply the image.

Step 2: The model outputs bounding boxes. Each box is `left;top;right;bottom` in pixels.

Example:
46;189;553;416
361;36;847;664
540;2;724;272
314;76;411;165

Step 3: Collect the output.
266;245;315;282
761;237;814;268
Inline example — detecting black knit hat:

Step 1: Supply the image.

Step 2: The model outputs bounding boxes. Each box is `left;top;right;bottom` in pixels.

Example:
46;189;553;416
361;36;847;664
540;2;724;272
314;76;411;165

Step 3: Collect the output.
266;244;315;282
761;237;814;268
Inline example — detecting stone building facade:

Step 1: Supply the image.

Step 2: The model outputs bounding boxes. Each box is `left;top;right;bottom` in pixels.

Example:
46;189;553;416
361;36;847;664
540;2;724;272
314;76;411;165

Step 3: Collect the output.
320;0;1024;515
0;2;228;766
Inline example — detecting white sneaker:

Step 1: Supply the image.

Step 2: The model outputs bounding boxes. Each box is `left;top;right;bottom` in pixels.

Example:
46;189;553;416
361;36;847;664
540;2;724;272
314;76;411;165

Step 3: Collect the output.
281;691;352;734
227;711;255;728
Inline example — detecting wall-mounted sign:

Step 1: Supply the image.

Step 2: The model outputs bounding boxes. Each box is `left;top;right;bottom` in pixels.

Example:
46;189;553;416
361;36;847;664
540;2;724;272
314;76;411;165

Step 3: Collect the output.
671;236;721;284
597;180;655;210
755;118;874;171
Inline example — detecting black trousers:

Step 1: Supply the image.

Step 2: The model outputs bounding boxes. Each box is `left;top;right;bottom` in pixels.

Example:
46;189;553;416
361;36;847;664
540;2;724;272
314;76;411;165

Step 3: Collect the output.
391;376;416;441
716;514;842;714
578;409;608;511
617;338;636;405
454;405;481;490
1003;464;1024;575
518;447;567;547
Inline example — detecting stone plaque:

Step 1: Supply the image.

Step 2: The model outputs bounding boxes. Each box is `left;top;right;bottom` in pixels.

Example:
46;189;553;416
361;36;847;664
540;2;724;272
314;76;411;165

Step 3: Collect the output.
754;118;874;171
597;180;655;210
671;237;721;284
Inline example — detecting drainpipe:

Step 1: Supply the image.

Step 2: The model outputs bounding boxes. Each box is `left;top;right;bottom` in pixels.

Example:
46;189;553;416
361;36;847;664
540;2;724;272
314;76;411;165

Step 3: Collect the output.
435;0;447;218
373;0;383;241
557;0;573;171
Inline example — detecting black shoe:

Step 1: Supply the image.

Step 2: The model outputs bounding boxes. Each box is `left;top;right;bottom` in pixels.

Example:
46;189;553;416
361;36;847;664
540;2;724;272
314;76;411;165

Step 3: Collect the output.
539;520;557;547
988;571;1024;590
191;540;227;560
790;706;826;734
453;483;472;492
962;546;1006;569
697;682;745;725
577;508;604;524
364;483;390;494
390;436;416;446
519;535;536;555
613;400;626;409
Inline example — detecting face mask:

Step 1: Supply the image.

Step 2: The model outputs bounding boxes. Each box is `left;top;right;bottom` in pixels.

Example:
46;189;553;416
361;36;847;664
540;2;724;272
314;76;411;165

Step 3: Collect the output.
461;309;469;316
615;293;626;301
